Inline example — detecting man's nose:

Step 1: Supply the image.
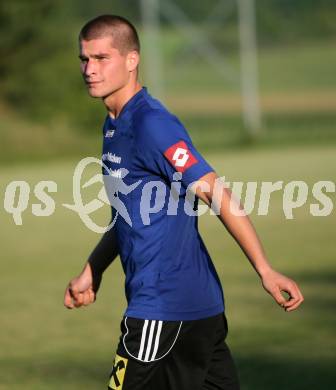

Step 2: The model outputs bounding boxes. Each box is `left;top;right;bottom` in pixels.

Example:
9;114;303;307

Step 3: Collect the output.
84;59;97;77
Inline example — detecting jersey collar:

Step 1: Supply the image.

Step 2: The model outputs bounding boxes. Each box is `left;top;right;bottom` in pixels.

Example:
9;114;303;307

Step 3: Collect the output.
108;86;147;127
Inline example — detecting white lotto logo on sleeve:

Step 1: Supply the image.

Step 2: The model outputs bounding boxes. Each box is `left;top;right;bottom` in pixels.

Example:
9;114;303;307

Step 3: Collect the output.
172;147;189;167
164;140;198;172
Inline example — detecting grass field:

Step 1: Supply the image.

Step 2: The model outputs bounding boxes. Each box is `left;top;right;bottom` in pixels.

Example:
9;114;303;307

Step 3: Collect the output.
161;39;336;94
0;144;335;389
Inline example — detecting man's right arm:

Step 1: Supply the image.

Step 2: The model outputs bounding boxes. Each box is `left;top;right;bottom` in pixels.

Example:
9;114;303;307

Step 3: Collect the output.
64;226;119;309
88;225;119;276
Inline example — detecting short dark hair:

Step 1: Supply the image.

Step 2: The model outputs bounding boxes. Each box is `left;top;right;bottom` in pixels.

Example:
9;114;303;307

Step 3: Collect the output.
79;15;140;55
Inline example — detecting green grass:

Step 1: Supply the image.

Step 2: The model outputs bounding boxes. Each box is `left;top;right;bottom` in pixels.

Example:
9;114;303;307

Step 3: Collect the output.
183;111;336;151
0;145;335;389
161;39;336;94
0;107;101;165
1;110;335;165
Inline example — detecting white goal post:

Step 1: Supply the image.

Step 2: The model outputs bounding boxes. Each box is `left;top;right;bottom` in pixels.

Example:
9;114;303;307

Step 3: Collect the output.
140;0;262;136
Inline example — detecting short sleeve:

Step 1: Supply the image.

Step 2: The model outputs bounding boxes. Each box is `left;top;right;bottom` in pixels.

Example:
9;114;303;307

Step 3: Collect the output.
135;110;214;188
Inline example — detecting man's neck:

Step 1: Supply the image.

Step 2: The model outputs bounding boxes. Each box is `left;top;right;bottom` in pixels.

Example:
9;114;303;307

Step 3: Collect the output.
103;82;142;119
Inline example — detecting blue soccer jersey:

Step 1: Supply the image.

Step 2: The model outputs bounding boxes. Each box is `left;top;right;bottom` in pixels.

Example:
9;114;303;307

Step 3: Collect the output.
102;87;224;321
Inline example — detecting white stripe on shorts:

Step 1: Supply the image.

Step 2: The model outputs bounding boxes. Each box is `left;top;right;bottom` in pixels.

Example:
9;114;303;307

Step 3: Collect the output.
151;320;163;361
138;319;149;360
144;320;156;362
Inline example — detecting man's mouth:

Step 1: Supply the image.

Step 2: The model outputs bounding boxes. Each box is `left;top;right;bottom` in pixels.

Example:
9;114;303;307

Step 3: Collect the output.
86;81;102;86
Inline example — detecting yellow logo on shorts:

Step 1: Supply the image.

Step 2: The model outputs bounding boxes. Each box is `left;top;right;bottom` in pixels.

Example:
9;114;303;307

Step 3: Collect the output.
108;354;128;390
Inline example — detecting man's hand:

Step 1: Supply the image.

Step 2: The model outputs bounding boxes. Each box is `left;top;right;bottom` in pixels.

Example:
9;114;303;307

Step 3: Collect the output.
260;268;304;312
64;263;100;309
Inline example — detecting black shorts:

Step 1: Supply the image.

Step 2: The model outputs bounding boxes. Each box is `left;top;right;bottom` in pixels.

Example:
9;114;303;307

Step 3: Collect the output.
108;312;240;390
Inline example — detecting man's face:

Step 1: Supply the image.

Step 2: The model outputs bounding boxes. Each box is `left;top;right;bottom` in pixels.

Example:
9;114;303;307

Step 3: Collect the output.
79;36;131;98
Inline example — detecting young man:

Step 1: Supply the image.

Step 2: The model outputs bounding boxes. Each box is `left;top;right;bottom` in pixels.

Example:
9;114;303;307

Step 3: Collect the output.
64;15;304;390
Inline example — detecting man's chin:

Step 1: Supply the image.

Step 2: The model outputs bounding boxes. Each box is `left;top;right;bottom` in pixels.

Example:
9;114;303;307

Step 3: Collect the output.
87;89;104;98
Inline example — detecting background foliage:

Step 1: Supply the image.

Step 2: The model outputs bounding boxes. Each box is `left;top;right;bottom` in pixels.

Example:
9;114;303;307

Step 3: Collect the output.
1;0;336;144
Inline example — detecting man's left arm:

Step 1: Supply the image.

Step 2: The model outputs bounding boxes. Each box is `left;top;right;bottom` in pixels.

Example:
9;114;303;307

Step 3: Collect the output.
191;171;304;312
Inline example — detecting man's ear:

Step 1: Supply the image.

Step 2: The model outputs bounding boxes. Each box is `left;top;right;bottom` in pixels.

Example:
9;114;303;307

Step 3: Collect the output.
127;50;140;72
